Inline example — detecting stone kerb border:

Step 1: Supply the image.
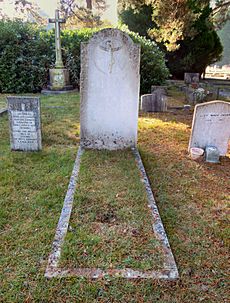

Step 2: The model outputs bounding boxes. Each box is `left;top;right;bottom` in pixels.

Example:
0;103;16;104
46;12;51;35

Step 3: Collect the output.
45;147;179;280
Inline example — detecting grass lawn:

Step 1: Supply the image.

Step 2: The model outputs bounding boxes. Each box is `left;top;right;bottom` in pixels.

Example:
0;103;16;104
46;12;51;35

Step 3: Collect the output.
0;90;229;302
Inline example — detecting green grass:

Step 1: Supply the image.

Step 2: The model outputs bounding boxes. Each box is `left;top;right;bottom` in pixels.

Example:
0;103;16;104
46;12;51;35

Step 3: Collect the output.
0;91;229;302
61;150;164;271
0;94;7;108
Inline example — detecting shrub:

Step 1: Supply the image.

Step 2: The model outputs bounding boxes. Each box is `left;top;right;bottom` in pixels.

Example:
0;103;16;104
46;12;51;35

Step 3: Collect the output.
126;28;170;93
0;20;54;93
0;20;169;93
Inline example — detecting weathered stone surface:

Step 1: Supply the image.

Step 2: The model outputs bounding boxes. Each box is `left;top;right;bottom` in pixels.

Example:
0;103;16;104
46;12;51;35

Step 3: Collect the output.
141;92;167;112
80;28;140;150
188;100;230;156
166;80;184;86
185;86;218;104
45;10;73;93
151;85;168;95
49;10;65;68
48;68;72;91
205;146;220;163
184;73;199;85
185;87;203;104
7;96;42;151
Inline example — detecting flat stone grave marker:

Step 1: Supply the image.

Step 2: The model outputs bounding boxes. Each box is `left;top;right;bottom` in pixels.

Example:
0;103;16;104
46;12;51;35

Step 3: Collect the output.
7;96;42;151
184;73;199;85
80;28;140;150
188;100;230;156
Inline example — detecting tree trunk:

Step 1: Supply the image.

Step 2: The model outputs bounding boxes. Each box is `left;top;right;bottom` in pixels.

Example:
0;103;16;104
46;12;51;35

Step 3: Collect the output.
86;0;92;10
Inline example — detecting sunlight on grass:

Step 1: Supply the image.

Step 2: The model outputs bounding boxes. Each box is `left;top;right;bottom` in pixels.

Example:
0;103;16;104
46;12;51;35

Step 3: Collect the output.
139;116;189;131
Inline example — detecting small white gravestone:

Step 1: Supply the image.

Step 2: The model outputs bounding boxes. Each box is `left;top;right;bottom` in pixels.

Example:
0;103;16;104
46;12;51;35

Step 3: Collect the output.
188;100;230;156
80;28;140;150
7;96;42;151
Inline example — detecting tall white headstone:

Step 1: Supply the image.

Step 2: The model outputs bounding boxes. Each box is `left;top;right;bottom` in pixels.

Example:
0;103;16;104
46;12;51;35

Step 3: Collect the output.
80;28;140;150
188;100;230;156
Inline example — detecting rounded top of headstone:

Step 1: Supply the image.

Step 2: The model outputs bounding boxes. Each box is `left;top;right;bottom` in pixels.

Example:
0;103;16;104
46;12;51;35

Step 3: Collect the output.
194;100;230;109
88;28;136;46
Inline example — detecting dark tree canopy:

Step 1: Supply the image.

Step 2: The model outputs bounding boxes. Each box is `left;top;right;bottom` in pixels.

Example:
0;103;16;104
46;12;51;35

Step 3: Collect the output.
118;0;230;50
119;5;155;37
118;0;224;78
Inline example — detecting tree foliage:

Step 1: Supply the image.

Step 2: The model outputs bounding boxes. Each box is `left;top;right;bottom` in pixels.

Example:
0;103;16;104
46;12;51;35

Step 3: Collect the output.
0;20;53;93
212;0;230;29
0;1;108;28
119;0;224;78
166;6;223;78
118;0;230;51
119;5;155;37
60;0;107;28
11;0;46;24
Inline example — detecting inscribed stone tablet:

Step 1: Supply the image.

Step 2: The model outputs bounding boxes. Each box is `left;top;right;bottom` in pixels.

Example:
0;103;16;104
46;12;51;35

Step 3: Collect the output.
7;96;42;151
188;100;230;156
80;28;140;150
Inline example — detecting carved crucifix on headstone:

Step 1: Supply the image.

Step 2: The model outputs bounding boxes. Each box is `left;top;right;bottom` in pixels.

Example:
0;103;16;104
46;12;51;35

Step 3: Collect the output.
49;10;66;69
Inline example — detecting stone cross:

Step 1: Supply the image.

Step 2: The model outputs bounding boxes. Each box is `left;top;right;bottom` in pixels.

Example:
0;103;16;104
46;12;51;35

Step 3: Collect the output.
49;10;66;68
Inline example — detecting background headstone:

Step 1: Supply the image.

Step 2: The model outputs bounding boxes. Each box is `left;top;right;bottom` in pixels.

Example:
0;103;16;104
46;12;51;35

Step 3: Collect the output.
7;96;42;151
184;73;199;85
151;85;168;95
80;28;140;150
188;100;230;156
185;87;206;104
141;91;167;112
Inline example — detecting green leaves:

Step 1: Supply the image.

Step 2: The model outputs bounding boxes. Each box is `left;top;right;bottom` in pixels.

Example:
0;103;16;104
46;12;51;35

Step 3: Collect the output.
0;20;53;93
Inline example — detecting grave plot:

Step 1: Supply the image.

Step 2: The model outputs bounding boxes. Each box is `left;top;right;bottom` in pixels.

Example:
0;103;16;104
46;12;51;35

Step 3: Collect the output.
46;28;178;279
61;149;164;270
45;147;178;279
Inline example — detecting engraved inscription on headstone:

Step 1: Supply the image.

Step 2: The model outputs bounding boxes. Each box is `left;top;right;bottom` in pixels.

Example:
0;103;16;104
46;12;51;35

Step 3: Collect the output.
80;28;140;150
188;100;230;156
7;97;42;151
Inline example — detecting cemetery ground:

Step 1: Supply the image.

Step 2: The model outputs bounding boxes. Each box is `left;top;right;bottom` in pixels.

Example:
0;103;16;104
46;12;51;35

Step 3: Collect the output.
0;90;229;302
